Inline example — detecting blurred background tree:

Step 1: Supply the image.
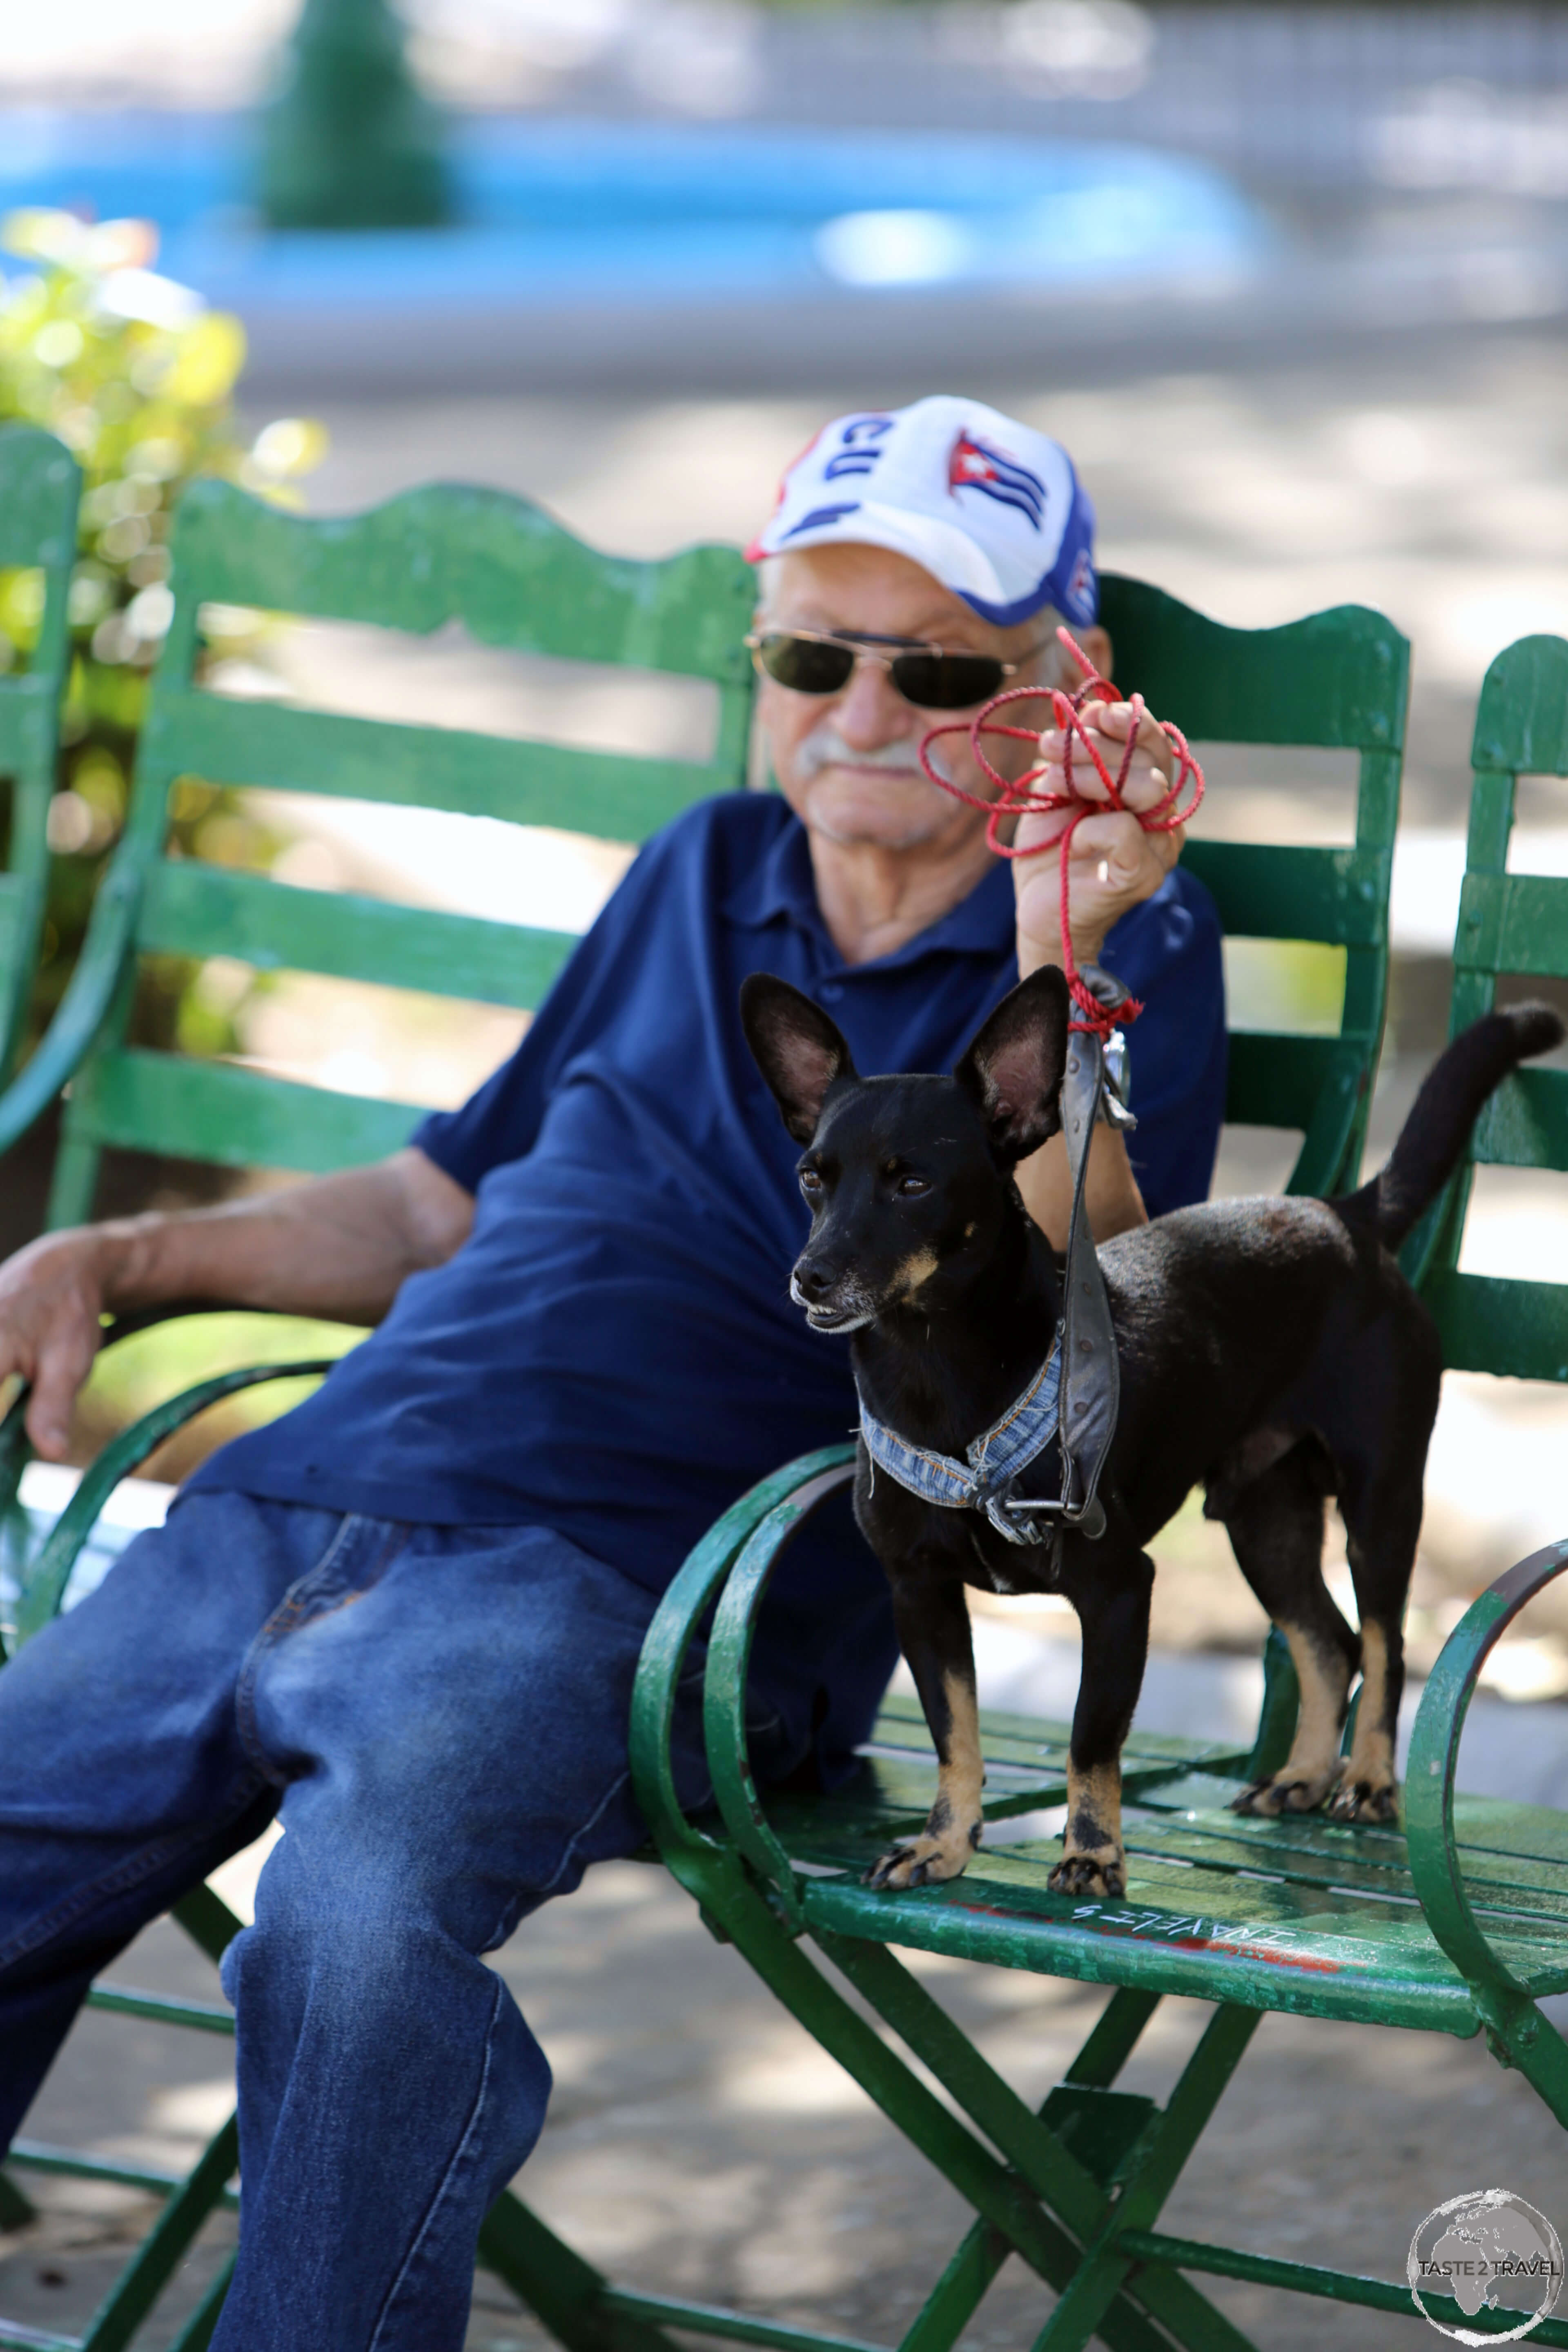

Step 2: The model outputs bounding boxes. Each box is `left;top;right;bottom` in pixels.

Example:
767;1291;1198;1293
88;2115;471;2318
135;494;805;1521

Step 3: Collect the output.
262;0;452;228
0;207;323;1069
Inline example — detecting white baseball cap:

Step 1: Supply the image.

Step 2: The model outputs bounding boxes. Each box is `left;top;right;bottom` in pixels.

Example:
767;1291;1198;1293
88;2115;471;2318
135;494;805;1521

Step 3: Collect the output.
746;394;1097;630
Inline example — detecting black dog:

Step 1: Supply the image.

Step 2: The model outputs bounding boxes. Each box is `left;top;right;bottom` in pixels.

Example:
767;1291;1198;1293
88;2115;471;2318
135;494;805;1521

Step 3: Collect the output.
742;964;1562;1899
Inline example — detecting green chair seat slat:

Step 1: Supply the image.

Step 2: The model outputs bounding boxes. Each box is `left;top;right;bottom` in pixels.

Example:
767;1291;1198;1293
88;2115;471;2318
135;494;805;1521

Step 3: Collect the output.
172;477;755;680
1471;1065;1568;1169
1125;1799;1568;1921
68;1049;421;1174
145;691;725;843
1421;1268;1568;1383
1456;870;1568;980
1098;577;1408;752
1181;840;1387;947
773;1788;1568;2025
791;1846;1488;2031
141;860;575;1011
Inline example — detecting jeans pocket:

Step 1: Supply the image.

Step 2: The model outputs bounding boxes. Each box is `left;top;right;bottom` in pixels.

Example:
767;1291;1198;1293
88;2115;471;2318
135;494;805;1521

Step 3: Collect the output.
234;1515;407;1783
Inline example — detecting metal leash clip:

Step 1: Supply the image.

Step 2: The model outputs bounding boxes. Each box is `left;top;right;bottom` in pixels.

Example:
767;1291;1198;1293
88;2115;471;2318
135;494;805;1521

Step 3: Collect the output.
1076;964;1137;1133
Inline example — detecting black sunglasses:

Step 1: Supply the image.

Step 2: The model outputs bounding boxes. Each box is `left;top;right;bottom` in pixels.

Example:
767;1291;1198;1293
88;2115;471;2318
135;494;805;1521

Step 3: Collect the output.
746;627;1045;713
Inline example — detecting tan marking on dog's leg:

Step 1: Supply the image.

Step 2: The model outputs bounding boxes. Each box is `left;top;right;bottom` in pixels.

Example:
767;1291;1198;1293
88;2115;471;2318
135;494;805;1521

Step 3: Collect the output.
866;1670;985;1891
1048;1757;1125;1898
1233;1622;1350;1816
1332;1621;1399;1822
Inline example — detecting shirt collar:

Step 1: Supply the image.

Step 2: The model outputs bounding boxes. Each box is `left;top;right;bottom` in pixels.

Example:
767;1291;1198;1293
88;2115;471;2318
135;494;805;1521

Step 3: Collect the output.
722;803;1017;971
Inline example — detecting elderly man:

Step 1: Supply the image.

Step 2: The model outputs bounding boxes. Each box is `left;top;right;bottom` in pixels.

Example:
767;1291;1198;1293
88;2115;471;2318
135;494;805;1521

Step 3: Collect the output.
0;397;1224;2349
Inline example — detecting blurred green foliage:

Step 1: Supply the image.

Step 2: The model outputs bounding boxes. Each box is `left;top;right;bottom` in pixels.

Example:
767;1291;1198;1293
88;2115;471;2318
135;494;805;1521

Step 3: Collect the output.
0;209;325;1062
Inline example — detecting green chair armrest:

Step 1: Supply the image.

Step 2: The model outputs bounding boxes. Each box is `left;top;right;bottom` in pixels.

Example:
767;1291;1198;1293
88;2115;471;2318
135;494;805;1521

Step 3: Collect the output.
0;857;142;1161
628;1445;855;1864
700;1459;856;1922
1405;1535;1568;1998
3;1356;337;1648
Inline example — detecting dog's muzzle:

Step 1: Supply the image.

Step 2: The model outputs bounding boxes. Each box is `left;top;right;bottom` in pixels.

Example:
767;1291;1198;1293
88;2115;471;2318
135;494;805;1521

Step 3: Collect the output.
789;1264;874;1334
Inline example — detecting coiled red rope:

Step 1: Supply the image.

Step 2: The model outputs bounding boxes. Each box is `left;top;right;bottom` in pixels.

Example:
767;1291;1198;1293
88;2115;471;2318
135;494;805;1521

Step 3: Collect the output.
919;627;1204;1038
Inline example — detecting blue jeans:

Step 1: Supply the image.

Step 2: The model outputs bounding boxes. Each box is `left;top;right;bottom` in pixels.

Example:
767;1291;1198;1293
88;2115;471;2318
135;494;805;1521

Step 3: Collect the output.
0;1493;767;2350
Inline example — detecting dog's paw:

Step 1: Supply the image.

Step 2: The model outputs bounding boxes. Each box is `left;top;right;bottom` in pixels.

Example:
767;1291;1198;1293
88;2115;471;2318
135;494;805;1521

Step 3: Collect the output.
1047;1846;1125;1899
1327;1775;1398;1825
1229;1768;1338;1818
864;1822;980;1891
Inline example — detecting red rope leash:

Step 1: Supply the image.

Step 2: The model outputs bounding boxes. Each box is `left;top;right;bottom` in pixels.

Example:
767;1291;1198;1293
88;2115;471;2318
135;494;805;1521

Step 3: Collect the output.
919;627;1205;1037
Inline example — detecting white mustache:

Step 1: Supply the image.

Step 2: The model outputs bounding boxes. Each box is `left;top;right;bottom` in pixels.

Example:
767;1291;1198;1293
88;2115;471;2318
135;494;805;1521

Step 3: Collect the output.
795;723;935;781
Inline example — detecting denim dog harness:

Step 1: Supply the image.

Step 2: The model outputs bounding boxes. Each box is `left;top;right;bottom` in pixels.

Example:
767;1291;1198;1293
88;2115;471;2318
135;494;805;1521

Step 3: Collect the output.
856;1336;1063;1548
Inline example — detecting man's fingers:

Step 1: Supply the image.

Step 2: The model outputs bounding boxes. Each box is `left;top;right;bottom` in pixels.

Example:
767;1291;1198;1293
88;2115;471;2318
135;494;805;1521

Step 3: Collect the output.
1064;811;1152;872
1039;704;1179;811
1011;805;1074;856
27;1327;96;1459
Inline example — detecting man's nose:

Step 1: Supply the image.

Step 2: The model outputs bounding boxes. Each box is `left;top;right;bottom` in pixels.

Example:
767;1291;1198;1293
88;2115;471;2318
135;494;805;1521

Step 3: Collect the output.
834;656;914;752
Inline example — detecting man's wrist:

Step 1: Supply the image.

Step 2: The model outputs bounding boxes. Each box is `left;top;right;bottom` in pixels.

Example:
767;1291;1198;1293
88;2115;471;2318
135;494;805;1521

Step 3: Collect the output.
1016;929;1105;979
90;1214;175;1312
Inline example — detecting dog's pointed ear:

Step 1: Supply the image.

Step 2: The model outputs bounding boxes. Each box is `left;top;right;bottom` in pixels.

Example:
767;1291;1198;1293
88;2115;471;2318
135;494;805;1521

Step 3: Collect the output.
954;965;1071;1165
740;973;858;1145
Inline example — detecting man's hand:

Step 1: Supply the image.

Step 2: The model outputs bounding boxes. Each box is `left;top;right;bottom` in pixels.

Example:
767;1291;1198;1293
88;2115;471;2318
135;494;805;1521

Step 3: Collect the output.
0;1149;474;1464
0;1227;122;1460
1012;700;1185;976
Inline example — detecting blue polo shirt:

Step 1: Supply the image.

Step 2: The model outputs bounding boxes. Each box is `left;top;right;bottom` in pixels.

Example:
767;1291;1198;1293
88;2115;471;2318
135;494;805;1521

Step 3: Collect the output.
191;793;1226;1772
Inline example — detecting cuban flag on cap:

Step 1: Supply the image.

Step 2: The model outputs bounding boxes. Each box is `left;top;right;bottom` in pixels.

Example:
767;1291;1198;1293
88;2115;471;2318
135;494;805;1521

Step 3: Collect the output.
746;394;1096;629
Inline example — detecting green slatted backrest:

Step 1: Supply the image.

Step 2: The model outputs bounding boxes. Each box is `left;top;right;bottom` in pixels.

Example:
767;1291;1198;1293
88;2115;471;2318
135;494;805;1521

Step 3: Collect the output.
0;428;80;1077
48;478;755;1223
1099;576;1407;1196
1405;636;1568;1382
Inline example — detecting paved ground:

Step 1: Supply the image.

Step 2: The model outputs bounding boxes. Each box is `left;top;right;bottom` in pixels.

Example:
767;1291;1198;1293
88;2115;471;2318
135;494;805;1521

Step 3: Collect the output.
8;1815;1568;2351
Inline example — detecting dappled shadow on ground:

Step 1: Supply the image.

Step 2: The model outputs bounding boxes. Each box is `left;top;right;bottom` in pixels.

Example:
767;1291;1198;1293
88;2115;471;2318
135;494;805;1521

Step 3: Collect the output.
7;1858;1564;2351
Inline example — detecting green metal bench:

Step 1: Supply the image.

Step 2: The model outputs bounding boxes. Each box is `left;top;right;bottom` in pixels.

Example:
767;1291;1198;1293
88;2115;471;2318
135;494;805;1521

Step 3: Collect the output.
0;427;81;1087
0;479;1415;2348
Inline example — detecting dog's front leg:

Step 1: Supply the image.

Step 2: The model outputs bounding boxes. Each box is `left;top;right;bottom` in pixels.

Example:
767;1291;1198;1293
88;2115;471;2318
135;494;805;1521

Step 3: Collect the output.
1052;1548;1154;1899
867;1568;984;1891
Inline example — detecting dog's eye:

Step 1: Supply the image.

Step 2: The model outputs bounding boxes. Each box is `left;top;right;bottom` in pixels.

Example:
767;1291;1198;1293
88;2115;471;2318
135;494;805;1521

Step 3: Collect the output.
895;1175;931;1198
800;1168;824;1195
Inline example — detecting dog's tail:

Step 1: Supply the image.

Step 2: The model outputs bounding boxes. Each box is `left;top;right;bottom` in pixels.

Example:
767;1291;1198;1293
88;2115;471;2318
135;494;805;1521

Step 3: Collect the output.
1343;1002;1564;1250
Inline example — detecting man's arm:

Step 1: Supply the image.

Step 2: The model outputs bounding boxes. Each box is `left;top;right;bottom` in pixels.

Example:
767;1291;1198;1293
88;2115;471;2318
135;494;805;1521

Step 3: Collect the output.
0;1149;473;1461
1009;699;1185;1250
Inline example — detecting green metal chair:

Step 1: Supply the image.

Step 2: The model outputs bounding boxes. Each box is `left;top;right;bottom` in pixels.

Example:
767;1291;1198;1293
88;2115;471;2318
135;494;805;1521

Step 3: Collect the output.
0;426;81;1085
1100;575;1405;1198
0;492;1414;2348
0;474;755;1221
1404;632;1568;1375
584;639;1568;2352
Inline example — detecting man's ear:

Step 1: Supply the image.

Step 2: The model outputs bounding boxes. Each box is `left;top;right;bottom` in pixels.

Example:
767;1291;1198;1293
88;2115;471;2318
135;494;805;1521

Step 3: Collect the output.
954;966;1071;1165
1075;623;1114;689
740;973;858;1145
